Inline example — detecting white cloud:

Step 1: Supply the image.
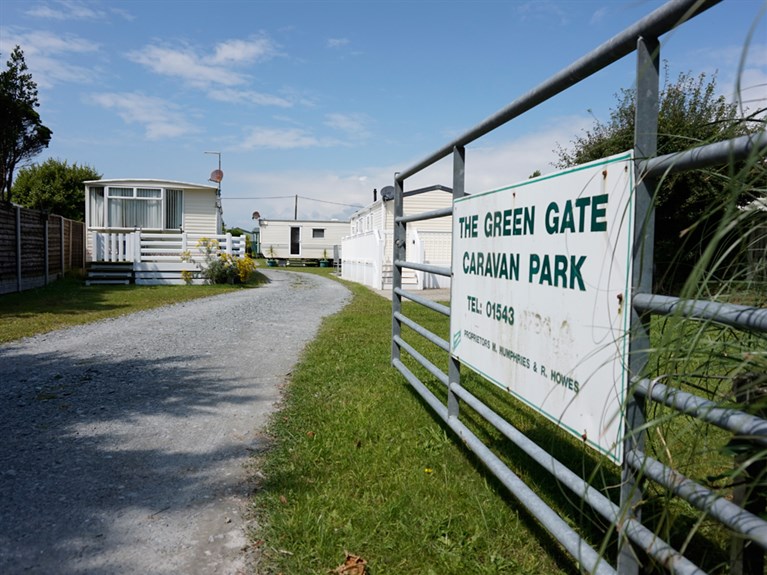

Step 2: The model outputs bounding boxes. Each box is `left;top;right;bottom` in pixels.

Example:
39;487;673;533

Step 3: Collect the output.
127;45;249;89
127;36;283;104
729;67;767;115
0;28;99;88
324;112;372;140
327;38;350;48
515;1;569;26
89;92;198;140
382;118;593;196
238;126;339;150
589;6;609;25
236;114;373;152
108;7;135;21
211;37;277;64
220;119;593;230
209;88;292;107
687;43;767;115
27;55;97;88
25;0;108;21
2;29;97;55
222;170;374;226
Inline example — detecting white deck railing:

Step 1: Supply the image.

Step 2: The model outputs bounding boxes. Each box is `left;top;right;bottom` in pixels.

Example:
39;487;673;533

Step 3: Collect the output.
341;229;452;290
341;230;386;288
92;231;246;263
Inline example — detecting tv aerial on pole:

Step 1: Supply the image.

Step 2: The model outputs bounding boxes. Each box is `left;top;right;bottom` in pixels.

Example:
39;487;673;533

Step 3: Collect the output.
205;151;223;231
204;151;223;194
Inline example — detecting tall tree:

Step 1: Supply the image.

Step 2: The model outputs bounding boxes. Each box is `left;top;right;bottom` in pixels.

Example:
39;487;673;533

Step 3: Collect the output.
12;158;101;221
555;67;764;292
0;46;52;204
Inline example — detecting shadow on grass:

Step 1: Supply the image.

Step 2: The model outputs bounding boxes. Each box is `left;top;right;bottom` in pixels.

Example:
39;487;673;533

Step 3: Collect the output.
0;274;271;344
0;278;132;315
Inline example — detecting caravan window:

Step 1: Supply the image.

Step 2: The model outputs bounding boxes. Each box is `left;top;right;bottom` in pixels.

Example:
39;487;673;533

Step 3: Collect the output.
166;189;183;229
312;228;325;239
88;186;184;230
107;187;162;228
88;187;104;227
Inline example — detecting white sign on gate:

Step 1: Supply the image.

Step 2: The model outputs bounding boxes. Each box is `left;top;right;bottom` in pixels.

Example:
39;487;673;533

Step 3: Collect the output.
450;151;635;463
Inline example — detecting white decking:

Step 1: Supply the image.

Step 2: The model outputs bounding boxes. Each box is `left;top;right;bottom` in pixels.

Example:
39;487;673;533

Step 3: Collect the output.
87;231;247;285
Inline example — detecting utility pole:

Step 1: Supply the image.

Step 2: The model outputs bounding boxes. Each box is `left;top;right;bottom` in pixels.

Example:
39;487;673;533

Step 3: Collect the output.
294;195;298;220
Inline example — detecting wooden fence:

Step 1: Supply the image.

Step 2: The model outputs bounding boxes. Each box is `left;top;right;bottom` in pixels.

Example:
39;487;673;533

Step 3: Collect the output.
0;203;84;295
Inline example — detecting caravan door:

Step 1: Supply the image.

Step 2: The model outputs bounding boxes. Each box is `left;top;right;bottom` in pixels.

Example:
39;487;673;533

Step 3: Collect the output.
290;226;300;256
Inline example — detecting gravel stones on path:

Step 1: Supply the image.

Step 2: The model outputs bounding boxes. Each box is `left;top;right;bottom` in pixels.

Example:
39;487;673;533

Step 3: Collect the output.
0;270;350;574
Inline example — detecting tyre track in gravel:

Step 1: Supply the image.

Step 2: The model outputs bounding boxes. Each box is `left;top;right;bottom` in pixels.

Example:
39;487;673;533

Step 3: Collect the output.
0;270;350;574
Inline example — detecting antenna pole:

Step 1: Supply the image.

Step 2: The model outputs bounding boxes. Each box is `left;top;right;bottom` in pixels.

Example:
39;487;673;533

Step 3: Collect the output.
204;150;222;195
204;150;223;232
294;195;298;220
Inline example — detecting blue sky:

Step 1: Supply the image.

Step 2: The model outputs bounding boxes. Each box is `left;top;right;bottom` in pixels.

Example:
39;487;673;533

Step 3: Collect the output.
1;0;765;230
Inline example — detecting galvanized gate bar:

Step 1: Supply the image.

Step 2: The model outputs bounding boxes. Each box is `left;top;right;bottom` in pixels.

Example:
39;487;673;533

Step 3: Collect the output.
449;418;618;575
393;357;618;575
640;132;767;177
448;145;466;420
635;379;767;445
393;336;449;387
633;293;767;331
626;450;767;548
393;260;451;277
391;176;406;365
396;0;722;182
393;288;450;316
403;184;453;197
397;206;453;223
619;32;660;575
394;311;450;352
449;381;708;575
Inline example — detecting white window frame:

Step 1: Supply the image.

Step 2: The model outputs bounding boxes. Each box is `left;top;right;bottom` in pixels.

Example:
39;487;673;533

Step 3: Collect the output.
87;185;184;231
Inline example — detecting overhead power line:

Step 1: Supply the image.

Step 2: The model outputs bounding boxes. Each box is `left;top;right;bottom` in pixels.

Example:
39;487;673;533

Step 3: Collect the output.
223;195;364;209
297;195;364;208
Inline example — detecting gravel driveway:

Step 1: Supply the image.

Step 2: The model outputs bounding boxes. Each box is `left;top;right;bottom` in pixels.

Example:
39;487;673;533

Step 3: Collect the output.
0;270;350;574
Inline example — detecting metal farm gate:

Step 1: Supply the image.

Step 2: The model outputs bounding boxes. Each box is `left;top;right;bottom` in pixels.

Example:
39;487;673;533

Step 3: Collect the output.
390;1;767;574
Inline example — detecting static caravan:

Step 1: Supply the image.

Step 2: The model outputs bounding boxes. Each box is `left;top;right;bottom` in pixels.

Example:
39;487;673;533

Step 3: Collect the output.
258;219;349;262
342;186;453;290
82;178;244;285
84;178;223;258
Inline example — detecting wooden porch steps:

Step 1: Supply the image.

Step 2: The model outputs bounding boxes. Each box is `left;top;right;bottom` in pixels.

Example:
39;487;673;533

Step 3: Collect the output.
85;262;205;286
381;264;418;287
86;263;133;286
134;262;202;285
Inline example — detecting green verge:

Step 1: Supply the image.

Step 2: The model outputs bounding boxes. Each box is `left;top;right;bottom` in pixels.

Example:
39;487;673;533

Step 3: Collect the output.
252;271;573;575
253;267;764;573
0;272;268;344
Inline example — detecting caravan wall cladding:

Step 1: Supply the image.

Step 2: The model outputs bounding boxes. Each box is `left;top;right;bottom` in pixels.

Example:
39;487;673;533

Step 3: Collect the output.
258;219;348;260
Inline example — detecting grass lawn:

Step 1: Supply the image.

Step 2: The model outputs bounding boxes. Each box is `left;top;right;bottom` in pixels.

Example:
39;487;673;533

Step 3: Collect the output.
0;273;267;344
252;266;766;574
